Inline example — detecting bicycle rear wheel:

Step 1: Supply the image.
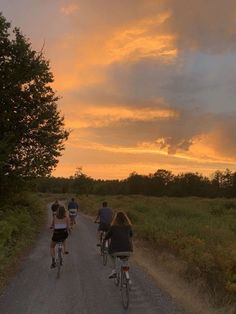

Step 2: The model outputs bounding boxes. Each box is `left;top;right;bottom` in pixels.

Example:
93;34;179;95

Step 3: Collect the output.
121;269;129;309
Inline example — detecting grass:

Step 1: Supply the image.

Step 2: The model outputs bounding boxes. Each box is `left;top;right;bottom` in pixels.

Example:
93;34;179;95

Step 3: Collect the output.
76;194;236;308
0;192;46;292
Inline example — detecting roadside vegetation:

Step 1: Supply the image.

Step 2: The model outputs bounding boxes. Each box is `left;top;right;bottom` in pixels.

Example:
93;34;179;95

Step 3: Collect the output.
0;193;46;291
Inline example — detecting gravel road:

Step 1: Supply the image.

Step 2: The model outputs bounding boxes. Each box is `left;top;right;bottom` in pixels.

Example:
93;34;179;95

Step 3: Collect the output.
0;207;183;314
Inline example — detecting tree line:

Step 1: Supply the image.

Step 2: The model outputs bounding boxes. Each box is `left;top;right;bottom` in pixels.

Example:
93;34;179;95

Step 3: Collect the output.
35;168;236;198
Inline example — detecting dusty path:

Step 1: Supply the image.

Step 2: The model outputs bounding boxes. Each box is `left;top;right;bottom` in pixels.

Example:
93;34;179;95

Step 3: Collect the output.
0;207;183;314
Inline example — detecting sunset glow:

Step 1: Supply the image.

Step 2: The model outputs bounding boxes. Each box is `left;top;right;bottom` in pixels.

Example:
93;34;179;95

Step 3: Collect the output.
2;0;236;179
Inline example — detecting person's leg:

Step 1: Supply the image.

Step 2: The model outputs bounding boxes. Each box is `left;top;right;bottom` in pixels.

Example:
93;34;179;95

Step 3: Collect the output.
97;226;102;246
63;239;69;254
108;253;117;278
50;241;56;257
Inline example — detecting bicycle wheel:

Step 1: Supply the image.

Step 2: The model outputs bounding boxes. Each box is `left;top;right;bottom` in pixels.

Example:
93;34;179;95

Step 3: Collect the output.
121;269;129;309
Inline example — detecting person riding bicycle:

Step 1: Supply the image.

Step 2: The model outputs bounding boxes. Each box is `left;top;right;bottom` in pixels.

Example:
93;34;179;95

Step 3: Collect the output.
50;205;70;268
94;201;113;246
104;211;133;279
50;200;59;229
67;198;79;226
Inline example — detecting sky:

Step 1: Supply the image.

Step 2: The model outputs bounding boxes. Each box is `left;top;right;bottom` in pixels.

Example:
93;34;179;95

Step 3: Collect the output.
2;0;236;179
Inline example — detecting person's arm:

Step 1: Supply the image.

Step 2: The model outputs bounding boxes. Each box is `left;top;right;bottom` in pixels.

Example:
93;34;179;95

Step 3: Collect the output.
104;227;112;240
129;227;133;237
66;216;70;232
94;209;100;223
51;216;55;229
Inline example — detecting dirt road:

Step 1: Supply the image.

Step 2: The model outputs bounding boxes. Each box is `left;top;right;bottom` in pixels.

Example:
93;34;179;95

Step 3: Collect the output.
0;208;182;314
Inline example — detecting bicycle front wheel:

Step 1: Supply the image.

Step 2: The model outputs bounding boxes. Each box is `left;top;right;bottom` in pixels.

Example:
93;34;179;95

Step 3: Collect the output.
121;270;129;309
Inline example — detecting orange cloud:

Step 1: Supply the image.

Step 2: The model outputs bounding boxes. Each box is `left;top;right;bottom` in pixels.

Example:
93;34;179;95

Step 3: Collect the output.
65;105;179;128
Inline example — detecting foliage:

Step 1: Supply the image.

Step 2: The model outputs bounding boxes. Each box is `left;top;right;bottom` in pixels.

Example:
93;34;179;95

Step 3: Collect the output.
0;12;69;180
35;168;236;198
0;192;46;291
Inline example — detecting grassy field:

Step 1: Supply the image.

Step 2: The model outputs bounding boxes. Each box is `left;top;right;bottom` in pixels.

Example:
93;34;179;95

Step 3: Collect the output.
0;192;46;291
71;194;236;307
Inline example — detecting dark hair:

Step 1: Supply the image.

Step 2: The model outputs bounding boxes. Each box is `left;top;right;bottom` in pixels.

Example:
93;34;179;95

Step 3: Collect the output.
102;201;107;207
56;205;66;219
71;198;75;201
111;211;132;226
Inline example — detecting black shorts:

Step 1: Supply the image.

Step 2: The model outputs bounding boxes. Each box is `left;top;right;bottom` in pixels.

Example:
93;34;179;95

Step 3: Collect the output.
98;223;110;232
52;229;68;242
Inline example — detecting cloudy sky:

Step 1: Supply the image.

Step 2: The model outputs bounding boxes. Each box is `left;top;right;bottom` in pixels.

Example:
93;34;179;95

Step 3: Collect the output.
2;0;236;179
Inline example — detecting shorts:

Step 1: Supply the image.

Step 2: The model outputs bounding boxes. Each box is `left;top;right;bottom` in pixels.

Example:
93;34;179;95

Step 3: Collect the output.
52;229;68;242
69;211;77;217
98;223;110;232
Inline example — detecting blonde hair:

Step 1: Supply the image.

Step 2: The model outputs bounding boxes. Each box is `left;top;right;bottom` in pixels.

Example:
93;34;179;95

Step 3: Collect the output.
111;211;132;226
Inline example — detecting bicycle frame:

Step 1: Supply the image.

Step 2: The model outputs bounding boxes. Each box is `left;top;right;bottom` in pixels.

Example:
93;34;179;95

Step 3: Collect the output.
56;242;63;278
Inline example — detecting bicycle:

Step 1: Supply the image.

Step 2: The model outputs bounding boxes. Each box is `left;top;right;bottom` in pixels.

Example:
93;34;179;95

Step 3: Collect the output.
55;241;63;278
95;221;109;266
100;231;109;266
114;255;131;309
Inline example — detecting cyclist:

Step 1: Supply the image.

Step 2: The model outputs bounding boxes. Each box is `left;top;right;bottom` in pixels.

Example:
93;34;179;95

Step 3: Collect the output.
50;200;59;229
50;205;70;268
104;211;133;278
67;198;79;227
94;201;113;246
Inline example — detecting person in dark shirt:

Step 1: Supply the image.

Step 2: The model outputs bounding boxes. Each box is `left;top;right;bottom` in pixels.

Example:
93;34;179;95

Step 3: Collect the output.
104;211;133;278
67;198;79;227
94;201;113;246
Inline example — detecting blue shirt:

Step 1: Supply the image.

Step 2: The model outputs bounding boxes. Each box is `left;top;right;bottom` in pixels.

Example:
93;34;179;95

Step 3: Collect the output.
98;207;113;224
68;201;79;210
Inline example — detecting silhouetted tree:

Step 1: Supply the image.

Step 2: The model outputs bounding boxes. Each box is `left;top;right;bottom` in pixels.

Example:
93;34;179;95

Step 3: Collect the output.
0;13;69;183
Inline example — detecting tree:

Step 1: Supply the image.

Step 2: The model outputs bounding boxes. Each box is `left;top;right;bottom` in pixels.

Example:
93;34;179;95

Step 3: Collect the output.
71;167;94;195
0;13;69;178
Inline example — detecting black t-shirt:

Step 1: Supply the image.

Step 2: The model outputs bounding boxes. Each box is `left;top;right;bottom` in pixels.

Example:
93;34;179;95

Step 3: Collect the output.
105;225;133;254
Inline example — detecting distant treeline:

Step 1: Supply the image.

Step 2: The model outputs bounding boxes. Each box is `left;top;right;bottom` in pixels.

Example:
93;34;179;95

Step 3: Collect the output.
34;168;236;198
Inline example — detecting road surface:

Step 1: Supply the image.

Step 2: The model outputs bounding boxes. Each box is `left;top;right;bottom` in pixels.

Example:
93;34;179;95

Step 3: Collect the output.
0;207;183;314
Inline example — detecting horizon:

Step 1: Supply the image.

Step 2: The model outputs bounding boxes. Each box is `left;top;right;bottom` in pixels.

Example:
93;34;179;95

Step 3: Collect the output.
2;1;236;179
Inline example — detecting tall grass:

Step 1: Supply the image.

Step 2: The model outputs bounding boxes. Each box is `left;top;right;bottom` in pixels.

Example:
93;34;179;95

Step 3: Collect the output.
0;192;46;291
78;195;236;306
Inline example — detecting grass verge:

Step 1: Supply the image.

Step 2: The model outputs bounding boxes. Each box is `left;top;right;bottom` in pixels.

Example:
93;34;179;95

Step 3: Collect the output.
0;192;46;292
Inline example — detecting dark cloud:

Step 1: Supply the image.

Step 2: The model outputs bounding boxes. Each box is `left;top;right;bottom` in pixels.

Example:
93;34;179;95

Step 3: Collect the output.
164;0;236;53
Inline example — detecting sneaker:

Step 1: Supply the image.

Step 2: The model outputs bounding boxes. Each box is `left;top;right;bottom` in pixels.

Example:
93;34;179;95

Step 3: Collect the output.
64;251;69;255
51;262;56;269
109;270;117;279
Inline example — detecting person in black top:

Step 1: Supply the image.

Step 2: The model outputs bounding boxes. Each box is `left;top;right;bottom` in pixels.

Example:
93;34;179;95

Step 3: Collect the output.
104;211;133;278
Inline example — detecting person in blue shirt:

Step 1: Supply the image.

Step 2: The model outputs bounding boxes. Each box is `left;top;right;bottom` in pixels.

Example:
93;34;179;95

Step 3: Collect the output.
67;198;79;227
94;201;113;246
